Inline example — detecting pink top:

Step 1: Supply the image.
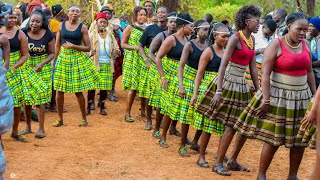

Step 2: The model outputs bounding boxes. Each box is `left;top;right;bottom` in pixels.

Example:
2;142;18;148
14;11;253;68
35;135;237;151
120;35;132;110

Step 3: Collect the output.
230;33;255;66
274;39;310;76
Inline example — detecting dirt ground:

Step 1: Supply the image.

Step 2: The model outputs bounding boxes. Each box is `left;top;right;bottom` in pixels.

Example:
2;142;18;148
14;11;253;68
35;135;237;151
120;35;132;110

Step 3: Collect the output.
2;77;317;180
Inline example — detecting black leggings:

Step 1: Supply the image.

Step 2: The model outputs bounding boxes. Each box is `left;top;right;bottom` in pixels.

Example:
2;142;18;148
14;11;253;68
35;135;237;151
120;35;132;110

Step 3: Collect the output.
87;90;107;105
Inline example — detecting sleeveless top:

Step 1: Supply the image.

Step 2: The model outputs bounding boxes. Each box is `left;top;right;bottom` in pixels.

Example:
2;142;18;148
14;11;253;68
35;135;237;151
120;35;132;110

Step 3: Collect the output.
230;33;255;66
274;39;310;76
25;30;54;57
206;46;222;72
167;35;185;61
187;41;204;70
9;30;20;53
61;22;83;45
162;32;167;39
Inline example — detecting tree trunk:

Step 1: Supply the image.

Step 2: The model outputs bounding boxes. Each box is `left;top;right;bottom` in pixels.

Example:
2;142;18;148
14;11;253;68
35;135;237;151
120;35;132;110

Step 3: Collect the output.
158;0;179;12
306;0;315;17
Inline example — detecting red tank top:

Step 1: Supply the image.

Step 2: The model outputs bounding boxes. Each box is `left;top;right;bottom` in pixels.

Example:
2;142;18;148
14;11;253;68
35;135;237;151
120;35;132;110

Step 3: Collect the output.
230;33;255;66
274;39;310;76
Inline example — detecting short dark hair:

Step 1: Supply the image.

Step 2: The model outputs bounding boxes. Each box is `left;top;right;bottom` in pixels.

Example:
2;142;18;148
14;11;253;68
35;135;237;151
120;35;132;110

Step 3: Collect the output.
234;5;261;30
204;13;213;23
221;20;229;25
264;19;277;32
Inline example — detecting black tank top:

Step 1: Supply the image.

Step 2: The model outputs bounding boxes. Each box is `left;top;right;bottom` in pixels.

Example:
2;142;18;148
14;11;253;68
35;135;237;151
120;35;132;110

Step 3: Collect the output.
206;46;222;72
61;22;83;45
9;30;20;53
187;41;204;70
162;32;167;39
167;35;184;61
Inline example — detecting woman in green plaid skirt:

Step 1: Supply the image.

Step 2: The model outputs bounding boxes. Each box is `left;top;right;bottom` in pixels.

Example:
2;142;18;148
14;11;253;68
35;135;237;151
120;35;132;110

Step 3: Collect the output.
189;23;229;167
122;6;147;122
86;12;120;116
155;13;193;148
20;10;55;139
147;12;178;138
3;12;41;142
175;20;209;157
53;6;100;127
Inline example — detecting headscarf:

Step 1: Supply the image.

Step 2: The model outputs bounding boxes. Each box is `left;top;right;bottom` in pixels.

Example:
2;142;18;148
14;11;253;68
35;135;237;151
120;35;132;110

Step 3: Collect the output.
27;0;42;13
96;12;108;21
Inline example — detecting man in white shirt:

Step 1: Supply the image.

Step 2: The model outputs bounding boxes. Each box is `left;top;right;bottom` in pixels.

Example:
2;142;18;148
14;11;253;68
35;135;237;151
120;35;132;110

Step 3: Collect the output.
245;19;277;86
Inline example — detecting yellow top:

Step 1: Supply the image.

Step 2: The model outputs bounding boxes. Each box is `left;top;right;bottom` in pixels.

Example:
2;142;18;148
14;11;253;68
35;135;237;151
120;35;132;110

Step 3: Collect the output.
49;18;60;33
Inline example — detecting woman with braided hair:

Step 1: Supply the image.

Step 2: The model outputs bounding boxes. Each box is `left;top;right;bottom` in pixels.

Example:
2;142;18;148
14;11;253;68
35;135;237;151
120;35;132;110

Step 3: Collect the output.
234;12;316;179
196;5;261;176
21;9;55;138
190;22;229;167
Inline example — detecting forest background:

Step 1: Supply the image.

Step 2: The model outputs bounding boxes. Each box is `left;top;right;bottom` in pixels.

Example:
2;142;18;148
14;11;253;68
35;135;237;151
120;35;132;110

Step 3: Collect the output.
8;0;318;26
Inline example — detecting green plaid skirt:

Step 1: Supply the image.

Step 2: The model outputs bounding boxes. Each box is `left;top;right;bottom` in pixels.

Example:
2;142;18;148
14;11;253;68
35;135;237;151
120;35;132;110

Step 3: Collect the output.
26;54;52;105
95;63;113;90
138;49;150;98
54;48;100;93
190;71;225;135
148;63;161;108
296;100;317;149
160;57;179;116
122;49;140;90
234;72;312;148
197;62;254;128
170;65;196;124
6;51;25;107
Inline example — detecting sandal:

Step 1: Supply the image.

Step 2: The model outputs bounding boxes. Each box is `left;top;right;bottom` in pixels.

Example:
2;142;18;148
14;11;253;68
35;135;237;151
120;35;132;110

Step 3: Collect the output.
11;133;27;143
197;161;209;168
35;132;46;139
52;120;63;127
214;154;229;163
19;128;32;135
144;122;152;130
213;164;231;176
190;143;200;152
179;146;190;157
100;109;107;116
152;131;161;139
169;128;181;137
159;139;169;148
79;119;88;127
226;161;250;172
124;116;135;123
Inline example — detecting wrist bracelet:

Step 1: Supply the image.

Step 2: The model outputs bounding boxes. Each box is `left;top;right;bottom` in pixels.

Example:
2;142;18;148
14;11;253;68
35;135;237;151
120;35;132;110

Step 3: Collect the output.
161;76;166;80
216;91;222;95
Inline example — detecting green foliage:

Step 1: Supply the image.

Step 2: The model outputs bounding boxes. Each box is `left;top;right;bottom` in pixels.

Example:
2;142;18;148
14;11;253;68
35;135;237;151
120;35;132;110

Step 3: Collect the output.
198;3;242;22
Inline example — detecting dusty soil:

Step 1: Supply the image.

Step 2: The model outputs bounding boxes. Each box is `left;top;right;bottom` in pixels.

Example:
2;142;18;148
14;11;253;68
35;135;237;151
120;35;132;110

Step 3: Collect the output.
2;77;317;180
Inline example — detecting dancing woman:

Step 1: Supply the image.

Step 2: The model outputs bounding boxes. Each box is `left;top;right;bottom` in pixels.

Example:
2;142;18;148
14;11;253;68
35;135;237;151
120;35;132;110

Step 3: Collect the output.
53;5;99;127
189;22;230;167
234;12;316;180
121;6;147;122
22;10;55;138
175;20;209;156
196;5;261;176
155;13;193;148
148;12;177;138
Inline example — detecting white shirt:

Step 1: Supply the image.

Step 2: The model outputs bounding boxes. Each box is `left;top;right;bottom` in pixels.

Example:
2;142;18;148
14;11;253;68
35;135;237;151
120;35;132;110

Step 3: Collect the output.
253;26;273;63
98;35;111;64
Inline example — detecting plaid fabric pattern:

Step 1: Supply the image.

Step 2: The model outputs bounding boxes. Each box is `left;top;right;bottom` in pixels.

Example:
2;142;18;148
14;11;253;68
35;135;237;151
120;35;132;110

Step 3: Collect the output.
122;27;143;90
197;62;254;128
54;48;100;93
138;49;150;98
160;57;179;115
296;100;317;149
234;72;312;148
26;54;52;105
170;65;196;124
95;63;113;90
6;51;25;107
245;62;262;87
191;71;225;135
148;63;161;108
